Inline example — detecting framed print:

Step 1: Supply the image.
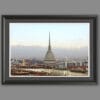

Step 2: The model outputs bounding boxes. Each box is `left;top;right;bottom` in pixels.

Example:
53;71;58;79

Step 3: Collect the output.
2;15;97;84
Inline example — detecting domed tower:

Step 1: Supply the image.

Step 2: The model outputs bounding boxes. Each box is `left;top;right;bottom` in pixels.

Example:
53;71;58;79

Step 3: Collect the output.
44;32;56;64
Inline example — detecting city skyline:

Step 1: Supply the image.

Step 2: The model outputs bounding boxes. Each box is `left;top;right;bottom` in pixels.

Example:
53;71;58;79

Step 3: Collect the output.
9;22;89;77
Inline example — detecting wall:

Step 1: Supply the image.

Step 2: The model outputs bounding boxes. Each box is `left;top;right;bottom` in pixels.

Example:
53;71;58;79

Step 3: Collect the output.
0;0;99;100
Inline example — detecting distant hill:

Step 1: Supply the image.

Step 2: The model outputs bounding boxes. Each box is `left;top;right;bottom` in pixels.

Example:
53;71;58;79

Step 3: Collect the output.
10;45;88;59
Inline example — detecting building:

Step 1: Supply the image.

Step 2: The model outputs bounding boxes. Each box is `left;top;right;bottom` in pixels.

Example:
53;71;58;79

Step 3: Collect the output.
44;32;56;64
64;57;88;67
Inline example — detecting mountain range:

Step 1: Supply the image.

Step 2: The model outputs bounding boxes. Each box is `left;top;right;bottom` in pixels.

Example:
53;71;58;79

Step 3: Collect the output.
10;45;88;59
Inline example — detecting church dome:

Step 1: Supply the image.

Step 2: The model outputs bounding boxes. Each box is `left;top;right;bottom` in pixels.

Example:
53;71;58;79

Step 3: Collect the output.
44;50;56;61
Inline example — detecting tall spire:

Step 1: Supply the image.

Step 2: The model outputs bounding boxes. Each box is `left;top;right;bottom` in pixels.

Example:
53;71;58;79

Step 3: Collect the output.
48;32;51;50
44;32;56;64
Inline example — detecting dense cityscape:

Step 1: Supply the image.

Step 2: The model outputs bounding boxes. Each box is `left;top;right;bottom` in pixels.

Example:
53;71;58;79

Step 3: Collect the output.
11;57;88;76
10;33;88;77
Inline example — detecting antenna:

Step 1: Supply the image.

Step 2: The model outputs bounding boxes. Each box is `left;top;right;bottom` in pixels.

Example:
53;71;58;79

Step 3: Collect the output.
48;32;51;50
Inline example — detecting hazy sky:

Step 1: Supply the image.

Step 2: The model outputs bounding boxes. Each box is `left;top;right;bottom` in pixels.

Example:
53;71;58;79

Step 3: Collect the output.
10;23;89;49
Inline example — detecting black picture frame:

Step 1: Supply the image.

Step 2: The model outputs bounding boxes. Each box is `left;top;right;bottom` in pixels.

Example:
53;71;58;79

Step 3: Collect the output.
1;15;97;84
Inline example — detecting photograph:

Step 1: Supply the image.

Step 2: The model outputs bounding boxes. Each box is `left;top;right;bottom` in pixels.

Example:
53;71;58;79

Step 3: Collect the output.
10;23;89;77
2;15;97;84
